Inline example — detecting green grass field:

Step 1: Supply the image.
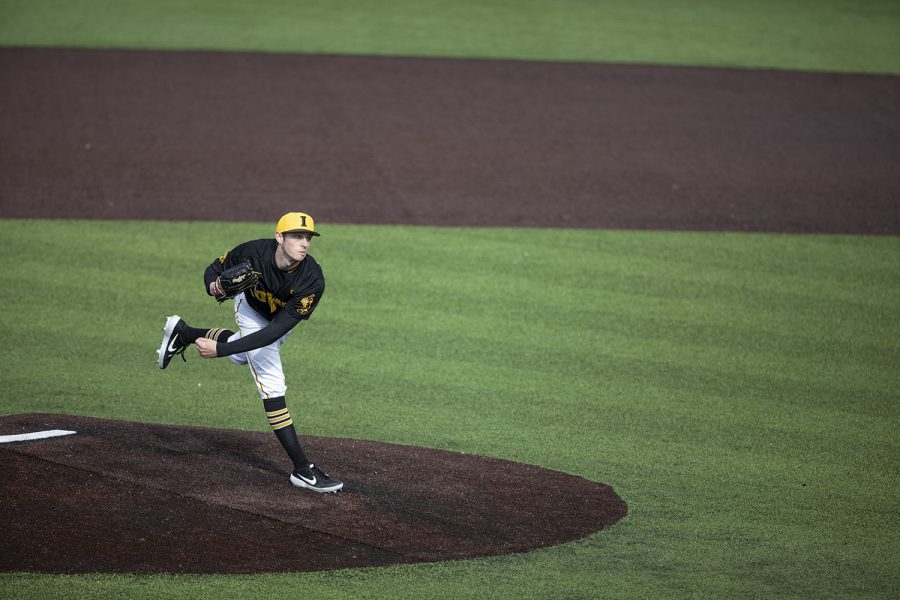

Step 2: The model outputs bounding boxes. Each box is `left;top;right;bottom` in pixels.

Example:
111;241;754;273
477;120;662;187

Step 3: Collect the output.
2;1;900;597
2;0;900;73
1;221;898;598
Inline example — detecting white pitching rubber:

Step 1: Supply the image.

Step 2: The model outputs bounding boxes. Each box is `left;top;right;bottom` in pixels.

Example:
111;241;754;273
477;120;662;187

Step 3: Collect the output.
0;429;77;443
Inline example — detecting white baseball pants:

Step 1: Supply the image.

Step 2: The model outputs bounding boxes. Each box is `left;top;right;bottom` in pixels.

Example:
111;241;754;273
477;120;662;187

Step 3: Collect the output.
227;294;292;400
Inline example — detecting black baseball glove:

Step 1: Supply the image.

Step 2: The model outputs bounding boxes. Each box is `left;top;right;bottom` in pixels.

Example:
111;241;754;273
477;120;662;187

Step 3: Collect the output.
215;260;260;302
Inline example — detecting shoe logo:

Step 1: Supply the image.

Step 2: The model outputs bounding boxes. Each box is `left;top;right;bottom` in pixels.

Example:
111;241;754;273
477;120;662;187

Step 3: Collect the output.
167;335;180;353
296;473;317;485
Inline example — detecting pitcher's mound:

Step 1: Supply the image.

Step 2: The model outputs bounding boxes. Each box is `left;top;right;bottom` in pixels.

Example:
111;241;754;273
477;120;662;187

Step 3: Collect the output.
0;413;627;574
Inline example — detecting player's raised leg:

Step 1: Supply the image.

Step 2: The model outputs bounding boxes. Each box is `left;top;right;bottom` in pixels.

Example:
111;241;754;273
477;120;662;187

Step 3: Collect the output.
157;315;233;369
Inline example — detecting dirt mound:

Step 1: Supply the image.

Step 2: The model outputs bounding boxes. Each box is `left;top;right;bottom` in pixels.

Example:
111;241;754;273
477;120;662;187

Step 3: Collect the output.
0;413;626;574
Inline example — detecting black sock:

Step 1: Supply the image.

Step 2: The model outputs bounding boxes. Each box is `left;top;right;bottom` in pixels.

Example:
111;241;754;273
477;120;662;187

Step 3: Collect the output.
181;326;234;344
204;327;235;342
263;396;309;471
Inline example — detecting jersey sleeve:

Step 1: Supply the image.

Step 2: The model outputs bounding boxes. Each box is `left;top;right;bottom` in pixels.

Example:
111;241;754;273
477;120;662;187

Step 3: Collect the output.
284;287;324;321
214;309;300;357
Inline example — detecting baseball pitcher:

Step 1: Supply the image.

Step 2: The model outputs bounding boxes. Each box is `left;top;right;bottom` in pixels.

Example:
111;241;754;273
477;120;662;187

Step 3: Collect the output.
156;212;342;493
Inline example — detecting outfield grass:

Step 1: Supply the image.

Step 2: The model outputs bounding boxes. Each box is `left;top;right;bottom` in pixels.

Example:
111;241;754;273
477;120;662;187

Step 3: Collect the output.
2;1;899;597
1;0;900;74
1;220;898;598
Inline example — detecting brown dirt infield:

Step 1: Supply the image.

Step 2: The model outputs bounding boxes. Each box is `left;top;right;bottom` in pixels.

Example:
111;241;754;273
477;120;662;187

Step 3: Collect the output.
1;48;898;233
0;413;627;574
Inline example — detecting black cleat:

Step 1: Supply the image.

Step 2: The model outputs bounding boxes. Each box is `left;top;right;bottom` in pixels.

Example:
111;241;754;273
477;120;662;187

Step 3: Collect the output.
157;315;188;369
290;463;343;493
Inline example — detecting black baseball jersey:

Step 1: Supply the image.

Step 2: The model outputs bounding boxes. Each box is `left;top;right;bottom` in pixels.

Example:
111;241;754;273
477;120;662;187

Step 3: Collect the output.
203;238;324;357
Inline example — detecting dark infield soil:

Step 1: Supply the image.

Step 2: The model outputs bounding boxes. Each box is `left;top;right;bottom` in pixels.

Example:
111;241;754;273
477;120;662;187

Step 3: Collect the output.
1;48;898;233
0;413;626;574
0;47;897;574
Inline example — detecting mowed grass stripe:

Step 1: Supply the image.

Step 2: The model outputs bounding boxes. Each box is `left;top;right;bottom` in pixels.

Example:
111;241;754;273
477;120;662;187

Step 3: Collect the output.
1;0;899;73
0;219;897;597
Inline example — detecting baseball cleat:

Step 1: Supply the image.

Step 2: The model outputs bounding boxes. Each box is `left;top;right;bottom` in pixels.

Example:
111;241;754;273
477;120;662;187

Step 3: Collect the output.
290;463;343;493
157;315;188;369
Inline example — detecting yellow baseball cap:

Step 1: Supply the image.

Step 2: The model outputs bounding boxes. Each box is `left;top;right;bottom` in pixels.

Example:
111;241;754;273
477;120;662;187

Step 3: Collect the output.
275;212;320;236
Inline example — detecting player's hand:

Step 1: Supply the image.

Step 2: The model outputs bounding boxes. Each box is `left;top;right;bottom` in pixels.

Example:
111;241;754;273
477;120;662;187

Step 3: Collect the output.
209;279;225;298
195;337;218;358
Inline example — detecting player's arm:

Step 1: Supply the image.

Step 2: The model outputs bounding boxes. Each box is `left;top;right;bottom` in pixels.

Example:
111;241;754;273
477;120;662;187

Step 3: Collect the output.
210;309;302;358
204;256;229;298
